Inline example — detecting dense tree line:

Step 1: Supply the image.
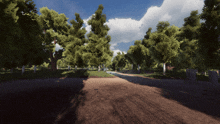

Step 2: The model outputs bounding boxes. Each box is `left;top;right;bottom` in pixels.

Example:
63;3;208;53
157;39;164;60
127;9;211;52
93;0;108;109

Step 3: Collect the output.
111;0;220;75
0;0;113;73
1;0;220;75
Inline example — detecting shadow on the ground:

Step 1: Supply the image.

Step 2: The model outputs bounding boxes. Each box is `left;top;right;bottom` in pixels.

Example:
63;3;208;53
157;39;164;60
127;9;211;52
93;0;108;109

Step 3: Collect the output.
0;69;91;83
109;71;220;120
0;78;88;124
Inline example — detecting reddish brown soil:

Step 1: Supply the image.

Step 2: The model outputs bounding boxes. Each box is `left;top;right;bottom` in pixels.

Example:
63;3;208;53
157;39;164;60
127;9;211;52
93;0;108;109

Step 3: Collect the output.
1;73;220;124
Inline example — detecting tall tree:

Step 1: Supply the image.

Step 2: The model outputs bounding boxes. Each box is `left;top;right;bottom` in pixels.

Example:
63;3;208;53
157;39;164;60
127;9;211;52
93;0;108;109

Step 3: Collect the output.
141;27;158;70
0;0;21;72
62;13;89;70
16;1;52;74
82;4;114;71
37;7;69;71
0;0;48;74
117;52;127;71
195;0;220;72
124;52;137;71
148;21;180;75
125;40;150;72
111;52;127;71
170;10;203;72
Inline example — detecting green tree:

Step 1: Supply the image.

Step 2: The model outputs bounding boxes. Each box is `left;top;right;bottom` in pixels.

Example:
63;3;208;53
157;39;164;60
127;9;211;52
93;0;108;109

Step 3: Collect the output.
141;27;158;70
125;40;150;72
37;7;70;71
0;0;21;72
62;13;89;69
124;51;138;71
148;21;180;75
118;52;127;71
17;3;52;74
0;0;48;74
82;4;114;71
112;52;127;71
111;52;125;71
169;10;202;72
195;0;220;72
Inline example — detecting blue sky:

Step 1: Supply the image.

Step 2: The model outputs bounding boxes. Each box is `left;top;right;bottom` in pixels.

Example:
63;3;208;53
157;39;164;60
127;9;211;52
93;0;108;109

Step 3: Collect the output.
33;0;206;62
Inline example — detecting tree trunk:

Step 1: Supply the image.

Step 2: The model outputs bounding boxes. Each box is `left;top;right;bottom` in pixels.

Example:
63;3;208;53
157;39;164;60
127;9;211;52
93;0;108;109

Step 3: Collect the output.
49;51;61;72
34;65;36;73
138;64;140;73
75;65;77;70
131;64;133;71
51;61;57;71
163;63;166;75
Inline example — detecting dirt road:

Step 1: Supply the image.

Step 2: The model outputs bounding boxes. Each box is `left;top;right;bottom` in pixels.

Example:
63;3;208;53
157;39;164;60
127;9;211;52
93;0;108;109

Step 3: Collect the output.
1;71;220;123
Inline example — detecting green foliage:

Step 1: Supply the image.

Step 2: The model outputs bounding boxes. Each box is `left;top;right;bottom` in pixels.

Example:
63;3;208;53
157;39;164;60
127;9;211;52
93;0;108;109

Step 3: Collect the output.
112;52;127;71
196;0;220;70
156;21;170;33
0;0;49;71
170;10;210;72
148;24;180;64
37;6;70;70
83;4;114;69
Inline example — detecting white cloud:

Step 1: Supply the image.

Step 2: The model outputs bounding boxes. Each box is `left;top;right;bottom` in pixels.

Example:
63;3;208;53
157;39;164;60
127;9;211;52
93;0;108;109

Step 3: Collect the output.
56;0;205;62
159;13;172;21
111;49;127;62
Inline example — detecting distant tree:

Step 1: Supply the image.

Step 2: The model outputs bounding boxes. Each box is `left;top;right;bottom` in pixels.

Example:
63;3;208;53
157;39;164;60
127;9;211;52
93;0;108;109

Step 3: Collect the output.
124;51;138;71
62;13;89;69
170;10;202;72
125;40;150;73
111;52;125;71
141;27;158;70
148;21;180;75
82;4;114;71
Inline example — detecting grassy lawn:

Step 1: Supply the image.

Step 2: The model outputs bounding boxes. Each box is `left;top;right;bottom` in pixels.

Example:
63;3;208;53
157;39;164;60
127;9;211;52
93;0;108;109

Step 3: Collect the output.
1;66;219;84
116;68;220;84
0;67;116;83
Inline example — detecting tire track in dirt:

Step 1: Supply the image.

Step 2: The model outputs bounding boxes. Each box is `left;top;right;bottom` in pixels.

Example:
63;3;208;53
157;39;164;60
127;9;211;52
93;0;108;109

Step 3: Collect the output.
111;97;143;124
127;94;186;123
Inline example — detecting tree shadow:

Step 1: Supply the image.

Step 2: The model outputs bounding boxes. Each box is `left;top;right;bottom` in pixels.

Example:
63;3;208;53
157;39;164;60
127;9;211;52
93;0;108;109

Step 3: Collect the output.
0;77;88;124
0;68;91;83
110;72;220;120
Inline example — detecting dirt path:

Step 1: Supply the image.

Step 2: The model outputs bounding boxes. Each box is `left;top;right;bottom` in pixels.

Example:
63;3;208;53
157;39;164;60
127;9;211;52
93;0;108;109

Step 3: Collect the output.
1;72;220;123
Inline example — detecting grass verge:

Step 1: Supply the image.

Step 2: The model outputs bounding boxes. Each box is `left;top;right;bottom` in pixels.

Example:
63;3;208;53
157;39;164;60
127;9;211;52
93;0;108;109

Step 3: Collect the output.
0;68;116;83
116;68;220;84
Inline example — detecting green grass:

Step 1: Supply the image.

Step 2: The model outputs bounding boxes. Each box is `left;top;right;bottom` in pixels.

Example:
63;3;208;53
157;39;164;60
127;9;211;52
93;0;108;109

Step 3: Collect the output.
116;68;220;84
0;67;115;83
2;66;219;84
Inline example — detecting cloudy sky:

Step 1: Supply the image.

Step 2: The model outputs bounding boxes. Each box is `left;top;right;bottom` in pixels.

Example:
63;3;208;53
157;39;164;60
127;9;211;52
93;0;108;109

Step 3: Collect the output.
33;0;206;62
